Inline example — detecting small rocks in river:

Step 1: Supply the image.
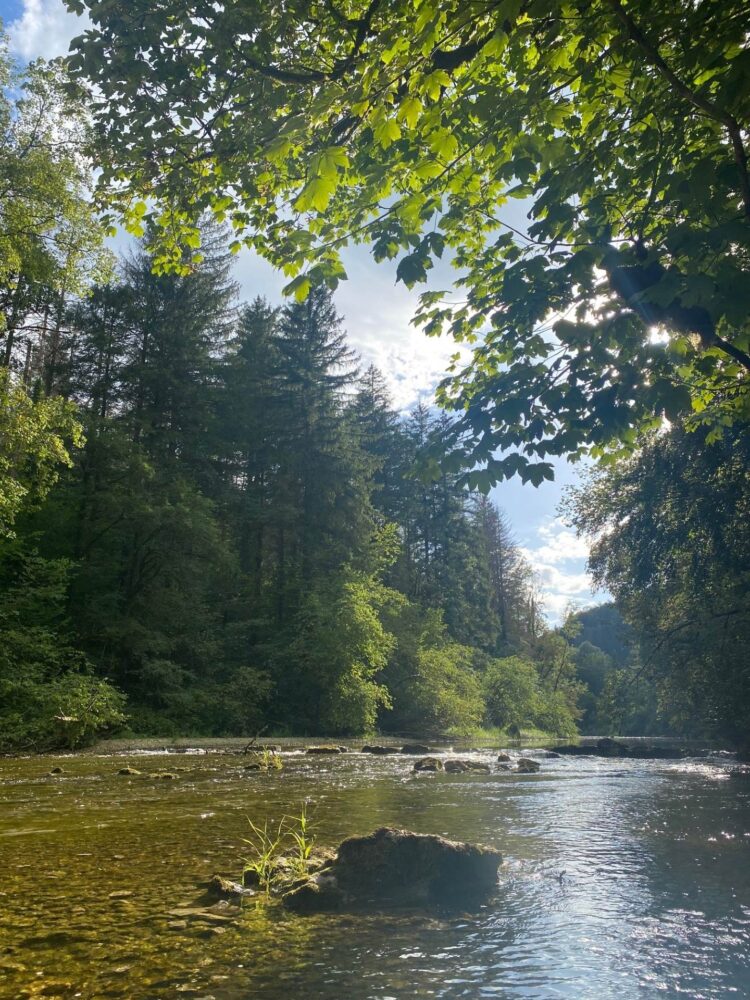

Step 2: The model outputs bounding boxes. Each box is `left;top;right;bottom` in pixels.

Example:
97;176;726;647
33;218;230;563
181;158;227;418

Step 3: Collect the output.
361;745;399;755
305;745;347;754
498;763;513;771
497;752;513;762
283;827;502;914
108;890;134;900
117;766;141;776
49;766;64;775
517;758;541;773
413;757;444;772
400;743;431;755
152;771;178;780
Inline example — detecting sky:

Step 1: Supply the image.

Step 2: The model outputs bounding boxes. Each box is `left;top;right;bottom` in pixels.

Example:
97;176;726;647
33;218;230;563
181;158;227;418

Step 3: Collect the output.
1;0;607;623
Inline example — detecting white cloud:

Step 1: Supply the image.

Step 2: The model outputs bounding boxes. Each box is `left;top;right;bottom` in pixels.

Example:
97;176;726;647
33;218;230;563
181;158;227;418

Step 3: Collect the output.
527;516;591;565
8;0;88;61
521;516;605;624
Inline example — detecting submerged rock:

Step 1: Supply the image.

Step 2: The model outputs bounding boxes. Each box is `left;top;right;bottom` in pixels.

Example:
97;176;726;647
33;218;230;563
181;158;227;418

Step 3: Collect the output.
496;752;513;762
306;745;347;755
283;827;501;914
517;758;541;773
400;743;431;755
361;745;400;755
116;766;141;776
39;982;75;997
413;756;444;773
49;766;64;775
152;772;178;780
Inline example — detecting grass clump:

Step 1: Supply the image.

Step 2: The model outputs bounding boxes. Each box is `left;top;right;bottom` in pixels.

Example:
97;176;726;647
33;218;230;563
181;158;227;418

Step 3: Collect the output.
243;803;318;895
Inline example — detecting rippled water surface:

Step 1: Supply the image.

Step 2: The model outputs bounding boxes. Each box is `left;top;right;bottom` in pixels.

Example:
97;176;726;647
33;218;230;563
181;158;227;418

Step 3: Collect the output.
1;742;749;999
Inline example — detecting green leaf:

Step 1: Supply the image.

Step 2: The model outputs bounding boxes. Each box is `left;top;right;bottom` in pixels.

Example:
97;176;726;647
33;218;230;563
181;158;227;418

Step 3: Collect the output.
283;274;312;301
294;176;334;213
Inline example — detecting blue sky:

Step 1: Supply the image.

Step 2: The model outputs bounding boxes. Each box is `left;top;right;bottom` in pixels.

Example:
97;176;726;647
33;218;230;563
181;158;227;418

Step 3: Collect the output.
1;0;606;623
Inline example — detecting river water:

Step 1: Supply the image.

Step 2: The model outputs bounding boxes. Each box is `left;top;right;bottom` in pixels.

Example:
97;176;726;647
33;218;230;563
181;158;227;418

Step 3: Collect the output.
1;742;749;999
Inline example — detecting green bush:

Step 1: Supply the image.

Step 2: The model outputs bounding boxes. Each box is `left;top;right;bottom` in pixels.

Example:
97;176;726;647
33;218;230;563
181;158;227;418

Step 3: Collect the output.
483;656;539;731
0;671;126;752
0;541;126;751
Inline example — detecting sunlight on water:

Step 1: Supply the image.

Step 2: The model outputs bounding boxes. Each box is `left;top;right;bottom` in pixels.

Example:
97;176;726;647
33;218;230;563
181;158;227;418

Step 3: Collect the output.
0;744;748;999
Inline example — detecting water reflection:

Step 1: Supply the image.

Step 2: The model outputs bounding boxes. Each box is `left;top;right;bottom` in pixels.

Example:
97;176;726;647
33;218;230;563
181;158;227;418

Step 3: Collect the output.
0;748;748;998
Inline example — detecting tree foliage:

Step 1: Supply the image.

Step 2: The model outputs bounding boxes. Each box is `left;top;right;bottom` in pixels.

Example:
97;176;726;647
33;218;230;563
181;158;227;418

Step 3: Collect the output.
65;0;750;482
567;424;750;740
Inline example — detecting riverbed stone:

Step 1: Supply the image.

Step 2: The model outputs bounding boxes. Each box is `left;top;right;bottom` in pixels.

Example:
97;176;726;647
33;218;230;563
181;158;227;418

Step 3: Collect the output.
400;743;431;755
306;745;347;754
284;827;502;913
361;745;400;754
40;982;75;997
167;907;235;924
517;758;541;773
497;752;513;762
414;756;444;772
49;766;64;775
116;767;141;776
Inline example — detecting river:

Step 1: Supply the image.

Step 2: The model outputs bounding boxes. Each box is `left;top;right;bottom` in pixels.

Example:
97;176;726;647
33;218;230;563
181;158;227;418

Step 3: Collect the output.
1;742;749;999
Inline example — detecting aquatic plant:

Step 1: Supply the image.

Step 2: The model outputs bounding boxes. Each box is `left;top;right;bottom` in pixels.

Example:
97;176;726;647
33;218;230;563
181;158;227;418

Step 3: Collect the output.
242;816;288;895
242;803;317;894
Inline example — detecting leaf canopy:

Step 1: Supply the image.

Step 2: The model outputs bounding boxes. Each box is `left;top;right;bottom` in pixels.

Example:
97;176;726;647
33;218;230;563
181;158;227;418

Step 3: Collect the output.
65;0;750;479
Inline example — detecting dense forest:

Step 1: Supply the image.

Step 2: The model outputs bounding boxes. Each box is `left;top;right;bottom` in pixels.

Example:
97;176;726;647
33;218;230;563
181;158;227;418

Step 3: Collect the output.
2;1;749;754
2;213;593;746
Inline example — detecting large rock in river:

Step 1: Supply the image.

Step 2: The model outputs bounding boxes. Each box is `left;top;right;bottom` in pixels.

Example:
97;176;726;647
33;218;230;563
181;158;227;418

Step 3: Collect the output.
283;827;501;913
516;757;541;773
444;758;491;773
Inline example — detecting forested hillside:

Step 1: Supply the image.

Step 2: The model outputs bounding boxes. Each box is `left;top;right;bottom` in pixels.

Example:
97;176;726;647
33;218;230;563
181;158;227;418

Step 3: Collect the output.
2;213;587;747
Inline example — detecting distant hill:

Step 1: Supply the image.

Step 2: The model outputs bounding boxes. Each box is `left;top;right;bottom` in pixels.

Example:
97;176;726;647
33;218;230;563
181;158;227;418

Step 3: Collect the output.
574;603;633;667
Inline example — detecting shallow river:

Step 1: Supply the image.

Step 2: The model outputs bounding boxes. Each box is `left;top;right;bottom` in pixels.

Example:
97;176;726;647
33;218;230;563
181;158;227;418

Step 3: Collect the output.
1;742;749;999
